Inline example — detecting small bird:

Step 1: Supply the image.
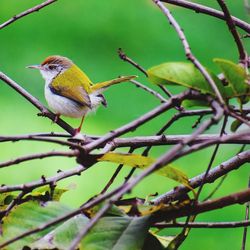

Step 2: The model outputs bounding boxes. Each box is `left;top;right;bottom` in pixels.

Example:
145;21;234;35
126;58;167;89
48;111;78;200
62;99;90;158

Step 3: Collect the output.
27;55;135;134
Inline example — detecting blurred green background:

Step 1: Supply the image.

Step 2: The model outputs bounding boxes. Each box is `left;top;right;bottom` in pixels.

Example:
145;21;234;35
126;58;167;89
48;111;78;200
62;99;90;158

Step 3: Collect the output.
0;0;249;249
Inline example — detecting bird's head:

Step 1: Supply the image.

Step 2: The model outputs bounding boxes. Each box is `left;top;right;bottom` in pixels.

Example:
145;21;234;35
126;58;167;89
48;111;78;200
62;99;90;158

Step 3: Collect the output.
27;55;73;83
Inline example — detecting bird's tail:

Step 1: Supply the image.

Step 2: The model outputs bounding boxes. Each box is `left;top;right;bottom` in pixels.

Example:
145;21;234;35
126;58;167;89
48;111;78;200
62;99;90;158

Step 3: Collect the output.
90;75;136;93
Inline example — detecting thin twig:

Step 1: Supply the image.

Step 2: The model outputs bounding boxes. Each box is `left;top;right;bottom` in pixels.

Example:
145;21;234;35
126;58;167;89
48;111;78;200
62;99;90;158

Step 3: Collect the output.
154;220;250;229
0;165;86;193
0;0;57;30
0;72;75;135
0;150;78;169
203;175;228;201
161;0;250;33
117;48;184;111
152;188;250;222
130;79;167;103
153;0;225;104
196;115;228;199
68;203;112;250
217;0;248;65
2;184;250;249
241;177;250;250
100;147;135;194
118;48;148;76
1;133;249;151
0;135;84;150
152;150;250;204
226;108;250;128
83;90;191;153
0;93;224;248
203;144;247;201
179;115;228;246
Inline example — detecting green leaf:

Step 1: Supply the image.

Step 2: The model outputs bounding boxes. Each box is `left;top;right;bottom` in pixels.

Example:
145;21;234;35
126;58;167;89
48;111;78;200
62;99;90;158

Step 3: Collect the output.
80;216;150;250
213;58;250;103
0;193;15;209
30;214;89;250
32;215;150;250
150;232;176;248
98;152;190;188
142;233;165;250
86;203;127;218
182;99;208;108
230;119;243;132
26;185;70;201
147;62;225;97
0;201;71;250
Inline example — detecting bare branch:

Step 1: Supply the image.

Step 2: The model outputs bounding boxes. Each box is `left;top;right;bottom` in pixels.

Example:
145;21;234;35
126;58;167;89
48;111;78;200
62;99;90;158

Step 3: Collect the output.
196;115;228;199
118;48;148;76
0;72;75;135
153;0;225;104
83;90;191;153
111;134;250;148
152;188;250;222
129;79;168;103
153;150;250;204
216;0;248;65
161;0;250;33
0;150;78;169
154;220;250;229
0;0;57;30
241;177;250;250
0;135;84;150
117;48;184;111
68;203;112;250
0;165;86;193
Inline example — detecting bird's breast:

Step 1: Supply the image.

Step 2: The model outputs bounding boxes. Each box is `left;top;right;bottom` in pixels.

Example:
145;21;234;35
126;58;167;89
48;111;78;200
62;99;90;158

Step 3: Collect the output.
44;85;89;118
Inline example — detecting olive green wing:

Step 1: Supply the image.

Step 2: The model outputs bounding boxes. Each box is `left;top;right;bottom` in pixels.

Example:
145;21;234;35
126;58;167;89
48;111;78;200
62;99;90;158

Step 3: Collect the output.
50;65;92;107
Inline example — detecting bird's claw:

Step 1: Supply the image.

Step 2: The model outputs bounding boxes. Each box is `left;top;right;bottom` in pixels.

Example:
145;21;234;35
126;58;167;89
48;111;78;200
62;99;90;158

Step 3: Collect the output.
37;110;50;117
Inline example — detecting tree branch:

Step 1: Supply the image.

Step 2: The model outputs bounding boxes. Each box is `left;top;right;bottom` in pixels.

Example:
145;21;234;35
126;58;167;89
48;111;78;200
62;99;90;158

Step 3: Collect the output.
216;0;248;65
153;188;250;222
0;150;78;169
154;220;250;229
161;0;250;33
118;48;148;76
0;72;75;135
129;79;167;103
152;150;250;204
0;0;57;30
0;165;86;193
153;0;225;104
83;90;191;153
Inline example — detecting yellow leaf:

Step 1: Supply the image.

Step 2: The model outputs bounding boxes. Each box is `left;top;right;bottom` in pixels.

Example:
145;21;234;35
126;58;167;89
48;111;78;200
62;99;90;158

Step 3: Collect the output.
98;152;191;188
98;152;154;167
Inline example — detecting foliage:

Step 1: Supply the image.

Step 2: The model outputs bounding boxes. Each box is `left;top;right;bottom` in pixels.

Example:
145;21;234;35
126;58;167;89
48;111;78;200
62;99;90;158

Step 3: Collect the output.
0;1;249;250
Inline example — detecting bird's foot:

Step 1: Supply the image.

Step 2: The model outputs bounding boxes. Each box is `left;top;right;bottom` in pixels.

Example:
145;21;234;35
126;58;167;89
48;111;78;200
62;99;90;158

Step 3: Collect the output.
37;110;51;117
73;127;81;136
71;128;86;140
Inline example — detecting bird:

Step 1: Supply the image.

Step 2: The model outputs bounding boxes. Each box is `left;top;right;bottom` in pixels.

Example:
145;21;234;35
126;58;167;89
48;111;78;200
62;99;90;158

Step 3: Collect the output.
27;55;136;135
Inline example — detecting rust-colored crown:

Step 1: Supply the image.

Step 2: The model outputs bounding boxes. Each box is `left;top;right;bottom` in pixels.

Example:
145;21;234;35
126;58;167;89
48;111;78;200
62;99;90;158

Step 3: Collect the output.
41;55;73;68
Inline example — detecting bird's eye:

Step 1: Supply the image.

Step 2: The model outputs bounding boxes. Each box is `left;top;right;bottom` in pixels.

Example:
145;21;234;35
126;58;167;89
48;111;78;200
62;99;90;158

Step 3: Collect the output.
48;65;56;70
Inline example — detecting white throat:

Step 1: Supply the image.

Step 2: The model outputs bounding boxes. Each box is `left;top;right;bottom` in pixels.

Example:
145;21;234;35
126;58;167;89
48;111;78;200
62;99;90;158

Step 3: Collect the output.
39;68;66;86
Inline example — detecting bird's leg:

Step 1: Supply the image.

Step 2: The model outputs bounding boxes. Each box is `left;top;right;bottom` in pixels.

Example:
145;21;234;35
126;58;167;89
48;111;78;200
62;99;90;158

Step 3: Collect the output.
73;116;85;135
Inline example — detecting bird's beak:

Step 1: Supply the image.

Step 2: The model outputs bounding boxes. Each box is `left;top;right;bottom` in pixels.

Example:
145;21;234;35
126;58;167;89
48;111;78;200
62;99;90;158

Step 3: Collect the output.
26;65;41;70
